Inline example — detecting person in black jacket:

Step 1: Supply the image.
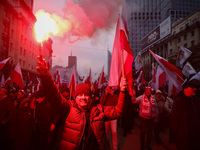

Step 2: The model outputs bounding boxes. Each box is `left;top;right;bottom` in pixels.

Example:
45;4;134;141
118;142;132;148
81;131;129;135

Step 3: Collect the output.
171;79;200;150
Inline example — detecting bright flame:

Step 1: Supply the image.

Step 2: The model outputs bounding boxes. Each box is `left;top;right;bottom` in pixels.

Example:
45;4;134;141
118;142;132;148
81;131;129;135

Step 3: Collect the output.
34;9;72;42
34;10;58;42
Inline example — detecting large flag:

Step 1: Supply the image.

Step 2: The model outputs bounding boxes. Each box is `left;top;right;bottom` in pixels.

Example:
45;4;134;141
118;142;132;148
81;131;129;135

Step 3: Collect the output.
68;65;77;98
109;2;134;95
0;57;11;70
57;69;62;88
85;68;91;86
0;74;5;88
98;66;107;89
150;50;183;93
176;46;192;68
182;62;196;78
156;65;166;90
8;63;24;89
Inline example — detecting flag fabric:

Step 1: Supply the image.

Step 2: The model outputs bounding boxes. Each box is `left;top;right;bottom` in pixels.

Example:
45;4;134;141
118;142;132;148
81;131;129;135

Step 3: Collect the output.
85;68;91;87
98;66;107;89
9;63;24;89
176;46;192;68
135;51;142;71
190;71;200;81
0;57;11;70
68;65;77;98
151;63;156;90
141;74;146;85
57;69;62;88
0;74;5;88
136;70;143;84
150;50;183;94
182;62;196;78
109;2;134;95
156;65;166;90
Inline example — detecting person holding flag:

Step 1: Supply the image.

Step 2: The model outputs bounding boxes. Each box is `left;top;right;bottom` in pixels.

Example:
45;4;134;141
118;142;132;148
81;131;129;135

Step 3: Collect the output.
36;57;128;150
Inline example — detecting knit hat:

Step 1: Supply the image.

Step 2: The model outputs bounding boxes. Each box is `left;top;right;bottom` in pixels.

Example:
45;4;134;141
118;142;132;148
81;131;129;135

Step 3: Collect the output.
75;83;91;97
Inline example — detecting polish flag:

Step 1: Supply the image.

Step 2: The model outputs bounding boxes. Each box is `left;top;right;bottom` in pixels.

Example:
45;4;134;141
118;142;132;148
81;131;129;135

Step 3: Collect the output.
0;57;11;70
57;69;62;88
109;2;134;95
156;66;166;90
85;68;91;87
68;65;77;98
98;66;107;89
150;50;183;93
9;63;24;89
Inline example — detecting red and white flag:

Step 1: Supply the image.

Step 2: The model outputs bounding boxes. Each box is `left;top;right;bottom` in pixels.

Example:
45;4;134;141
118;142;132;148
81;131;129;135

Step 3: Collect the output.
0;57;11;70
98;66;107;89
150;50;183;93
8;63;24;89
57;69;62;88
68;65;77;98
85;68;91;87
156;65;166;90
109;2;134;95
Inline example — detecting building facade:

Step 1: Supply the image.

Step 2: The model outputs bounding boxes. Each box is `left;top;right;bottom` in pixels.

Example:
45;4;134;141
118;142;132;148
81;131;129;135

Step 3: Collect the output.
126;0;200;57
141;9;200;81
0;0;53;84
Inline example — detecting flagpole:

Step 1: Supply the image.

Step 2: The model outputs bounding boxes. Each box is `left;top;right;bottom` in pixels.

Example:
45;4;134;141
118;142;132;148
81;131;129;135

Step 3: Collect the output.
121;50;125;77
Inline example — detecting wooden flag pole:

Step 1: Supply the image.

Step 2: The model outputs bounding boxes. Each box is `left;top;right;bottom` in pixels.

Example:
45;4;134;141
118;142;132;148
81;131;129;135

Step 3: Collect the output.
121;49;125;77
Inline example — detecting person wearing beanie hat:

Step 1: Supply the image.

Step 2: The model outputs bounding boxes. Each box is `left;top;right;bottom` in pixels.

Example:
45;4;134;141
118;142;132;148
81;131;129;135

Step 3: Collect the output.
171;79;200;150
36;57;128;150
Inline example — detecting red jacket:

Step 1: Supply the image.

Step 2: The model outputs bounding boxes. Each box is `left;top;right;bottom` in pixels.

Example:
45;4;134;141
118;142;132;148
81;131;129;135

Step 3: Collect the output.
41;72;127;150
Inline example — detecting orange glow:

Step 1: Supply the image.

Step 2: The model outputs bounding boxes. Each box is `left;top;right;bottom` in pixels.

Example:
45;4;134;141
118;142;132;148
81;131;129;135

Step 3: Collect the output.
34;9;72;42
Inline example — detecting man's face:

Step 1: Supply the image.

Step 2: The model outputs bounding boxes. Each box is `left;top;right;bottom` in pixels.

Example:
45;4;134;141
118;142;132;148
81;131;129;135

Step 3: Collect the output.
17;92;23;99
156;93;162;99
183;87;196;97
75;93;92;110
145;88;152;96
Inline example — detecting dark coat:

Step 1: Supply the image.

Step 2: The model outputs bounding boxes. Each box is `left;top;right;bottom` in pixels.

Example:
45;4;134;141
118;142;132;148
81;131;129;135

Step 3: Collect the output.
40;72;127;150
171;91;200;150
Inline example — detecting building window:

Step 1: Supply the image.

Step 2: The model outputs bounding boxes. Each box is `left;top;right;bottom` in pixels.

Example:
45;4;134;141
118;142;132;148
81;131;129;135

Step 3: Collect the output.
24;49;26;56
184;43;187;48
178;38;181;43
184;34;187;40
191;40;195;47
170;49;172;55
191;30;195;37
20;47;23;55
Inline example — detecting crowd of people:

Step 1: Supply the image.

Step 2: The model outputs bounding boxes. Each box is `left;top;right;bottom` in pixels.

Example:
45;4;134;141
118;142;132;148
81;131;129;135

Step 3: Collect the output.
0;57;200;150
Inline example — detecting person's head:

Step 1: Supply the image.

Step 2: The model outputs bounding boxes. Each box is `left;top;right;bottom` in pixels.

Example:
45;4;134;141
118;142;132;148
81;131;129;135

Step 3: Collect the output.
61;87;70;100
145;86;152;96
182;79;200;97
35;90;45;103
17;90;25;99
0;87;8;97
155;90;162;99
9;88;16;100
75;83;92;111
105;86;113;95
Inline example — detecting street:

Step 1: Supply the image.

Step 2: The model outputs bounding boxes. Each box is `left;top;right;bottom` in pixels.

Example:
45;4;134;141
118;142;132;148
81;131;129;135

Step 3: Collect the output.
117;118;177;150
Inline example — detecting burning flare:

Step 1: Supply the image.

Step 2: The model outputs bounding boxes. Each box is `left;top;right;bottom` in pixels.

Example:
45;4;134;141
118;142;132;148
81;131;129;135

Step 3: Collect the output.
34;9;72;42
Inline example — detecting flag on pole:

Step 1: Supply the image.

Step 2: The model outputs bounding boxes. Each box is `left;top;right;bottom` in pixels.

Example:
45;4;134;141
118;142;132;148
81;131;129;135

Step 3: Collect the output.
156;65;166;90
57;69;62;88
135;51;143;71
109;1;134;95
0;74;5;88
150;50;183;94
8;63;24;89
182;62;196;78
0;57;11;70
98;66;106;89
176;46;192;68
68;65;77;98
85;68;91;87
